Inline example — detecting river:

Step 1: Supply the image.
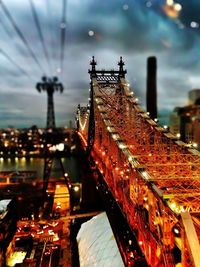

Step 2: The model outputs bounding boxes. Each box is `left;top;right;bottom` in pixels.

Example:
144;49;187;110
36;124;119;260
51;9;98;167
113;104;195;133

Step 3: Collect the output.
0;156;83;182
0;155;103;212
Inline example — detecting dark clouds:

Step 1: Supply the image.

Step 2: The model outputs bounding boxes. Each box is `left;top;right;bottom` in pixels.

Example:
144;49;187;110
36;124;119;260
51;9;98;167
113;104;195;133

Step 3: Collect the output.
0;0;200;128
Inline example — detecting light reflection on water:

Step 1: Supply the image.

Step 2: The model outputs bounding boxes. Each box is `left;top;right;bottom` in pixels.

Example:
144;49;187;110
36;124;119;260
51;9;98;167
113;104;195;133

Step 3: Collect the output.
0;157;82;182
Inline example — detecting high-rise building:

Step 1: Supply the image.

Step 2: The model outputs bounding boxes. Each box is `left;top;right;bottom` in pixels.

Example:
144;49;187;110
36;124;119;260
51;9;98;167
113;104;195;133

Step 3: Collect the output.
169;89;200;146
188;89;200;105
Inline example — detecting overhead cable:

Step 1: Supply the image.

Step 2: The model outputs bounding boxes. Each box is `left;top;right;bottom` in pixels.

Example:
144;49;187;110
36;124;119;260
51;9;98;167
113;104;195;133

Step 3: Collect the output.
0;14;13;39
45;0;54;71
60;0;67;75
0;48;31;78
29;0;51;73
0;0;45;73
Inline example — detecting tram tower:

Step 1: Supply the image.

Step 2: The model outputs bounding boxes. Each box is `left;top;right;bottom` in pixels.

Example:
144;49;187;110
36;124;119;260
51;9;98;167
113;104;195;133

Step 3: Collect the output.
36;76;64;129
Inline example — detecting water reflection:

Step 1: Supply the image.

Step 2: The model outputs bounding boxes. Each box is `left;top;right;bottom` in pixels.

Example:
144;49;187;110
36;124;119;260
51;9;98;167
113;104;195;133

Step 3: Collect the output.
0;157;82;182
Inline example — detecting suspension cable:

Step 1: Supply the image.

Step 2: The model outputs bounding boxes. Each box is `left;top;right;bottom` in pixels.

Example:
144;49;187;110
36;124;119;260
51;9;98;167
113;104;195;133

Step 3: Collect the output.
0;0;45;74
29;0;51;73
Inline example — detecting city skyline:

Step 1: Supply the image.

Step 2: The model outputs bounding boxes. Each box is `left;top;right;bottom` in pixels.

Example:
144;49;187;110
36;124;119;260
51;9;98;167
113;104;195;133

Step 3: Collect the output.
1;0;200;128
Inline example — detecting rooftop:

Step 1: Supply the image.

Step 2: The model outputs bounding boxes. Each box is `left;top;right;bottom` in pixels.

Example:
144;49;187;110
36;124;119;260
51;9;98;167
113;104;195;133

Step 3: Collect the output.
0;199;12;220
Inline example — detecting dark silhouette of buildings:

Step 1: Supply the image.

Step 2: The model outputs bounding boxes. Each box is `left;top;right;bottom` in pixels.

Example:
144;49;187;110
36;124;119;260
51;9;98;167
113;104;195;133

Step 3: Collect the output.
169;89;200;147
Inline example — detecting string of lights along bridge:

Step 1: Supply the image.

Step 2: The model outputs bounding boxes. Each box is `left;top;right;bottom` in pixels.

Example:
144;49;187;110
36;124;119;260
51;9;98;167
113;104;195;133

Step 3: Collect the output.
77;57;200;267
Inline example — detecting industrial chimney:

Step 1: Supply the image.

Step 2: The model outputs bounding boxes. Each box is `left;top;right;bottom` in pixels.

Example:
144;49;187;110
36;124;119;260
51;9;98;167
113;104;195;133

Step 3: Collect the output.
146;56;157;120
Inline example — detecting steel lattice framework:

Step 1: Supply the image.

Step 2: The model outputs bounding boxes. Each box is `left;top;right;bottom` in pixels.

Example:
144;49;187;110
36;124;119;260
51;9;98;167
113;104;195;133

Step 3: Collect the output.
36;76;64;129
77;58;200;267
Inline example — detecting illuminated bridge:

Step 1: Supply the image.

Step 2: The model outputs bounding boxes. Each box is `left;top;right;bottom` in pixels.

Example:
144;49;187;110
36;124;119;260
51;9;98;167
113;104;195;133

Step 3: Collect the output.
76;57;200;267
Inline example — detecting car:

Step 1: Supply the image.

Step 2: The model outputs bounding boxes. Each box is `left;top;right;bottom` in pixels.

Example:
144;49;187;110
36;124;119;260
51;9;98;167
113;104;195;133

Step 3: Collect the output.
44;249;51;256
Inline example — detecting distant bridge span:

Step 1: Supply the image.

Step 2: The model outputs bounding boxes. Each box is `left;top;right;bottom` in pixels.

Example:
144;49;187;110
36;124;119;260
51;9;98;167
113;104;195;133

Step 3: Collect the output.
76;57;200;267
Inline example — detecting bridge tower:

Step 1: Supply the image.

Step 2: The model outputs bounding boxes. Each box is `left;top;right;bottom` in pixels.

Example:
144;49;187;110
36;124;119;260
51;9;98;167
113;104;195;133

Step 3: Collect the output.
87;56;126;153
36;76;64;129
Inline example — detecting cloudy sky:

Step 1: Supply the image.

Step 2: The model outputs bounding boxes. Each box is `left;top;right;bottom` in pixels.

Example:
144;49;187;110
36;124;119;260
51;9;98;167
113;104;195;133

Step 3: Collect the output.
0;0;200;128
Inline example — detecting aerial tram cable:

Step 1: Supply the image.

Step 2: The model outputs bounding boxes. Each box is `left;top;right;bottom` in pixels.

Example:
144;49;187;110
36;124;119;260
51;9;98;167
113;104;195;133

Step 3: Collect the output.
0;48;31;79
60;0;67;78
0;9;36;74
29;0;51;74
0;14;13;39
0;0;45;74
45;0;54;75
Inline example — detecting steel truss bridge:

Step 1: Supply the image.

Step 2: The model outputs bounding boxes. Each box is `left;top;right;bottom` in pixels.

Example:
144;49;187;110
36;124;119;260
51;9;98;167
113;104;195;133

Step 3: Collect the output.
76;57;200;267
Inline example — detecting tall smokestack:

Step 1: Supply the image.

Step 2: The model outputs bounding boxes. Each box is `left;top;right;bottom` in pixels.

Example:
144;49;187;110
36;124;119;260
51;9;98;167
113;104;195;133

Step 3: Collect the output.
146;56;157;120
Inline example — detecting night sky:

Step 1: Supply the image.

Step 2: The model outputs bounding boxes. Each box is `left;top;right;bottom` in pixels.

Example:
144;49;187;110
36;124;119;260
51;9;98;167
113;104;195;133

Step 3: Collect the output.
1;0;200;128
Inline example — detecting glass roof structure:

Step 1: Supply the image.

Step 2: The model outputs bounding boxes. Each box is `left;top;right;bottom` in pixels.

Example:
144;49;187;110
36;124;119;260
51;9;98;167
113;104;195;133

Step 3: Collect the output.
0;199;11;219
77;212;124;267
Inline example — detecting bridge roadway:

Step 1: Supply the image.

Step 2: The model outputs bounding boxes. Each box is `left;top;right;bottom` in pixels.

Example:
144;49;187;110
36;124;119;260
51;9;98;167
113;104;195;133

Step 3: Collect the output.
77;58;200;267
